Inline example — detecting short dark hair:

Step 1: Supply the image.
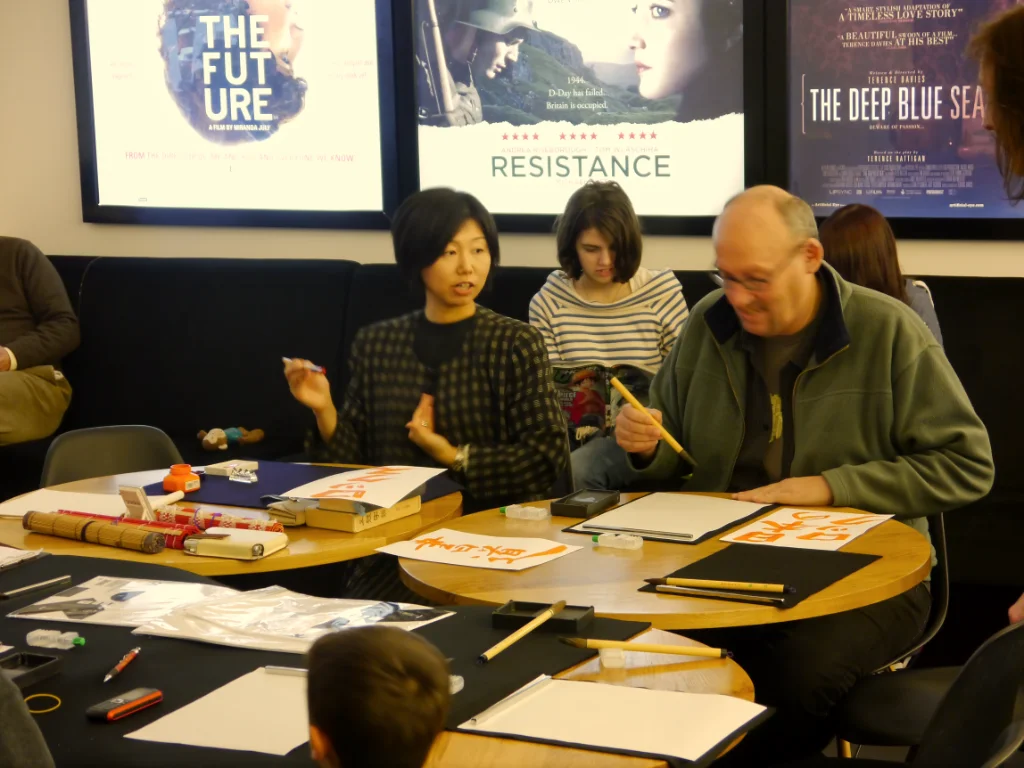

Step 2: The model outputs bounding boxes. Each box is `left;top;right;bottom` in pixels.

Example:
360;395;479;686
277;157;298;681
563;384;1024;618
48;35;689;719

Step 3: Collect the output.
968;6;1024;203
390;188;500;296
307;626;450;768
554;181;642;283
820;204;909;305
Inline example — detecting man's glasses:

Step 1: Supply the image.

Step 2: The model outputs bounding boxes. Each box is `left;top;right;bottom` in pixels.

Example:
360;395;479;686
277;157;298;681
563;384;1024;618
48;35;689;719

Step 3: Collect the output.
711;241;808;295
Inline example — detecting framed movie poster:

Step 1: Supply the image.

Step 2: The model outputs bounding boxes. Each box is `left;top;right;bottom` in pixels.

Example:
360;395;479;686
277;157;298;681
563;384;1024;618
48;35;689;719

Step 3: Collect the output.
783;0;1024;238
69;0;400;228
409;0;764;233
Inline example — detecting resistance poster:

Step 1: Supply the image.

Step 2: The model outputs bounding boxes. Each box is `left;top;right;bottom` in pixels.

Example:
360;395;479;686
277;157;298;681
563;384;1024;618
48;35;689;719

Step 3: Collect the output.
789;0;1024;218
84;0;384;212
415;0;746;216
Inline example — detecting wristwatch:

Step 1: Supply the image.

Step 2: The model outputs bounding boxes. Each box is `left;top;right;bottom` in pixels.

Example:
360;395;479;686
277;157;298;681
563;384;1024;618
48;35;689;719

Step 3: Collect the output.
452;444;470;473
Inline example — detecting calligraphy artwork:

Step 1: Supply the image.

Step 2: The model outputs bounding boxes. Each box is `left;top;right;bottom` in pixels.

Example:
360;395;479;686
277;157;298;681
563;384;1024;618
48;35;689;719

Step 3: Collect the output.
377;529;582;571
719;508;893;551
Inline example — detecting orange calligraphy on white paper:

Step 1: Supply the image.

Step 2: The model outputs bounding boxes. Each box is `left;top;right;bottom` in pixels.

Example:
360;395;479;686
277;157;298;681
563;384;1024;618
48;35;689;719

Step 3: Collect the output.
719;508;893;551
282;466;447;509
377;529;583;571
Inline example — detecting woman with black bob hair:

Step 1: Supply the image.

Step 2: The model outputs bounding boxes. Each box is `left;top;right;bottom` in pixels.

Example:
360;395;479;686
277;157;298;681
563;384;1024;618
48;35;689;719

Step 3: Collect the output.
286;188;568;518
159;0;307;144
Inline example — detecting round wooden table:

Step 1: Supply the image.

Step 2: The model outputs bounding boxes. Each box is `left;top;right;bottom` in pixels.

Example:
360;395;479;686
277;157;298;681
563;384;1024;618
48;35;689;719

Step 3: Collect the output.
0;469;463;577
400;493;932;630
428;627;755;768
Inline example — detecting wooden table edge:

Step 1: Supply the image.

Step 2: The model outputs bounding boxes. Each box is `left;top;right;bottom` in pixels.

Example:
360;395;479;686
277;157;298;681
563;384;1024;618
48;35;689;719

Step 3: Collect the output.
0;474;464;576
398;495;934;630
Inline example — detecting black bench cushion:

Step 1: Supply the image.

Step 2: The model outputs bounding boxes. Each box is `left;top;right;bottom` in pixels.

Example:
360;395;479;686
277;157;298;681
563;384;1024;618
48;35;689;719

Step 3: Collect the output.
61;257;359;459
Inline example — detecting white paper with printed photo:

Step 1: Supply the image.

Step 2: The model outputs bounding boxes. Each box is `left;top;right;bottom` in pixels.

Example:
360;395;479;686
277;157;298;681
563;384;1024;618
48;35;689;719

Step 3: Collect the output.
281;466;446;510
377;528;582;571
719;508;893;551
133;586;453;654
6;576;236;627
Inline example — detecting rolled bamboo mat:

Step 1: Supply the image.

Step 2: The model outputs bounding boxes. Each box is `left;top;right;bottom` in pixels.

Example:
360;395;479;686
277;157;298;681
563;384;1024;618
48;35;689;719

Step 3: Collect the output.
23;511;165;554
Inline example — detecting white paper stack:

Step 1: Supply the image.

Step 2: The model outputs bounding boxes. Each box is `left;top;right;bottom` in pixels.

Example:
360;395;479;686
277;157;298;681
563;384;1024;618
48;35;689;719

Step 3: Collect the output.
461;677;768;764
570;493;768;543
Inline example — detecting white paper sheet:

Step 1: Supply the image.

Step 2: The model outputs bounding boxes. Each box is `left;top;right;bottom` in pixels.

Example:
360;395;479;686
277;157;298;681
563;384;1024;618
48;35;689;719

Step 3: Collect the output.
7;576;236;627
134;586;453;653
570;493;768;542
281;465;446;510
377;528;582;571
0;545;43;569
0;490;129;519
0;489;184;520
460;678;768;763
719;508;893;551
126;668;308;756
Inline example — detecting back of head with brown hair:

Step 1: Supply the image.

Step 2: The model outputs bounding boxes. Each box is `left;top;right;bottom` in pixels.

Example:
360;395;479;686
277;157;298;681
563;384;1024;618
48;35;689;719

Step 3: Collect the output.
554;181;643;283
819;204;909;304
969;5;1024;203
307;625;451;768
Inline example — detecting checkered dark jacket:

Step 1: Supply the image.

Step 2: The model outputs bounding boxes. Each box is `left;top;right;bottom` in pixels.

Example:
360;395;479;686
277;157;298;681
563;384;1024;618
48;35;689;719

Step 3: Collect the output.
307;308;569;510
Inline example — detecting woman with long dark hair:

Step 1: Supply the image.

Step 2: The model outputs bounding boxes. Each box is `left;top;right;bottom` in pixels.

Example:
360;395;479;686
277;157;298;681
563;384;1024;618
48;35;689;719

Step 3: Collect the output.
969;3;1024;626
819;204;943;345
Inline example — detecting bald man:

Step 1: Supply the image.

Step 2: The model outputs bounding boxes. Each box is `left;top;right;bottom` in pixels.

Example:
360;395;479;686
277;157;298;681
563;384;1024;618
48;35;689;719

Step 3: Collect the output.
616;186;993;763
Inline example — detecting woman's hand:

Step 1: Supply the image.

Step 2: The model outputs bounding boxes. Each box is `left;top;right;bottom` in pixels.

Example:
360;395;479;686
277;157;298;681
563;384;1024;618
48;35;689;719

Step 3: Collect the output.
284;358;332;412
407;394;458;466
284;358;337;441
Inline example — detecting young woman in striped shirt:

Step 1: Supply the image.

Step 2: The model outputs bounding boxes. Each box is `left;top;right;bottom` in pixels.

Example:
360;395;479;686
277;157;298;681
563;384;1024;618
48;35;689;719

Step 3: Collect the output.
529;181;689;491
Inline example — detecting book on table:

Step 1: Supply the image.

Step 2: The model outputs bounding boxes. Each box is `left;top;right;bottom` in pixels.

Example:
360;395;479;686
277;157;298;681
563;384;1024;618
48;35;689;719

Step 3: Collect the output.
305;494;423;533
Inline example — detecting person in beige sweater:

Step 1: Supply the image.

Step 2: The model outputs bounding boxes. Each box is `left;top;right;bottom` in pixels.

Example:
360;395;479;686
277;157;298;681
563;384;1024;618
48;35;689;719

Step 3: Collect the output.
0;237;80;446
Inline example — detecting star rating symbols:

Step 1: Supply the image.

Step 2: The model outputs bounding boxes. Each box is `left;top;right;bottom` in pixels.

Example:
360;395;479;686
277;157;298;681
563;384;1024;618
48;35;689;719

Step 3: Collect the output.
512;133;519;140
639;131;646;139
619;132;625;139
629;132;635;139
570;132;576;140
590;133;597;140
560;132;566;140
650;131;657;139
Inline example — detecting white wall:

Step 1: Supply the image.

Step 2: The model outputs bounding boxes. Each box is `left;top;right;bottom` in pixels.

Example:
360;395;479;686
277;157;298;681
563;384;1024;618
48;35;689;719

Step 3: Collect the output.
2;1;1021;275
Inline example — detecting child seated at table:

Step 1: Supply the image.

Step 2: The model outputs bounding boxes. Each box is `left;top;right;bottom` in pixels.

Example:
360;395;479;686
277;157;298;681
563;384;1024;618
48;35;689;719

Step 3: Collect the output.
307;626;451;768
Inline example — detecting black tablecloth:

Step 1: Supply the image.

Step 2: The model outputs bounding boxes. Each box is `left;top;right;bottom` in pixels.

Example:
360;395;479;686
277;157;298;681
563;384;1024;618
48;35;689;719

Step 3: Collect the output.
0;556;649;767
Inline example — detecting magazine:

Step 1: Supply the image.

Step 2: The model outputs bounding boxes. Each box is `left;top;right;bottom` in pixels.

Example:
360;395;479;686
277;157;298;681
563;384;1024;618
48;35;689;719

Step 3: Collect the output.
552;363;654;451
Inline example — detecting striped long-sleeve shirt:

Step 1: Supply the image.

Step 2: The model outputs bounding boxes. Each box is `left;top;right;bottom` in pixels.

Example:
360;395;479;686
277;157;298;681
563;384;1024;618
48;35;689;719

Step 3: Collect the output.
528;268;689;372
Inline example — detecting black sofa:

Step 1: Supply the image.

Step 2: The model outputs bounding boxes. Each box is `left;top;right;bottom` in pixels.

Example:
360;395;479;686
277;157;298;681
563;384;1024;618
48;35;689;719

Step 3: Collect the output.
1;257;1019;597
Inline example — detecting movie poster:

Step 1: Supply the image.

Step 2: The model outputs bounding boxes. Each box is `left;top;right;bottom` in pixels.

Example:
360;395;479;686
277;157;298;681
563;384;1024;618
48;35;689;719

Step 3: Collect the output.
85;0;384;212
789;0;1024;218
414;0;746;216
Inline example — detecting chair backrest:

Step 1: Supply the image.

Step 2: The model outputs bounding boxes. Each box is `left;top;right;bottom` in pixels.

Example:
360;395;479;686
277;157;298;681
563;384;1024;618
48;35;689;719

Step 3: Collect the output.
892;514;950;665
40;426;183;487
911;621;1024;768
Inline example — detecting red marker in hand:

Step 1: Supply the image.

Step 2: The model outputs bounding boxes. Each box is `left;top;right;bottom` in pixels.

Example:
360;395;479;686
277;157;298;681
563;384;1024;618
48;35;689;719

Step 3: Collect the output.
104;647;141;683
